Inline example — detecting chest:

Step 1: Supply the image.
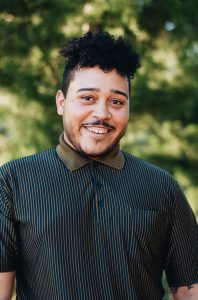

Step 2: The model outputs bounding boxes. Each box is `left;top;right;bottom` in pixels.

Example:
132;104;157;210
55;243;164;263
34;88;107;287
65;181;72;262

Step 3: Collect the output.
13;166;169;266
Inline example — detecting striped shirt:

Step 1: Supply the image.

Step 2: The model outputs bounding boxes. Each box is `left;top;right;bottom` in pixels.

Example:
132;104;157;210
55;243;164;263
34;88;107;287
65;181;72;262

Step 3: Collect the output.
0;133;198;300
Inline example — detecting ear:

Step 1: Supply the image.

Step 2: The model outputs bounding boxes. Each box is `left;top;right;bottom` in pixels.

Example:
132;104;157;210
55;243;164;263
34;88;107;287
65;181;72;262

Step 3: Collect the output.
56;90;65;115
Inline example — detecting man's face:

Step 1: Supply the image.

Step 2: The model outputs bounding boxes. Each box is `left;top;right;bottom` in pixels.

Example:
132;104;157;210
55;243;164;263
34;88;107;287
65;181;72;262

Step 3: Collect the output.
56;66;129;159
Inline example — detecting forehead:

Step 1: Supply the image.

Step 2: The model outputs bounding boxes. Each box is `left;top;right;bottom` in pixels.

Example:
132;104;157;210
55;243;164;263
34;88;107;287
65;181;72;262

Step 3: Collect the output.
69;66;129;92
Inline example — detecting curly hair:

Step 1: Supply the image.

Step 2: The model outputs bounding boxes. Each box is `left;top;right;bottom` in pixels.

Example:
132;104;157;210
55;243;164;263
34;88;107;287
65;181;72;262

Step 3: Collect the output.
59;32;141;96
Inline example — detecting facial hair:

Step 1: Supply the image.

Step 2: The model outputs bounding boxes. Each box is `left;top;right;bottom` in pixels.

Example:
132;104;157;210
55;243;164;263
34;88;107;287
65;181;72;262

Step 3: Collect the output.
63;120;127;159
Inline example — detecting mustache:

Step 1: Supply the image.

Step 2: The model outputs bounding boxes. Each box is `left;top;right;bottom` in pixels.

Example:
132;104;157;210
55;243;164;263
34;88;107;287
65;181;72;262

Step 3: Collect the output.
83;120;115;129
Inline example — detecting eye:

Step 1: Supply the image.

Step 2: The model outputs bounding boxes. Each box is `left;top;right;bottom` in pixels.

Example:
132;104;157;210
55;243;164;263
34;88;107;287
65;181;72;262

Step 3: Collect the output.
110;99;123;105
81;95;94;101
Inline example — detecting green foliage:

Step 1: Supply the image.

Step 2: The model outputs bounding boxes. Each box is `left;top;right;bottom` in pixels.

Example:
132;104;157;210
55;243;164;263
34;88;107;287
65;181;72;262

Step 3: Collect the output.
0;1;198;298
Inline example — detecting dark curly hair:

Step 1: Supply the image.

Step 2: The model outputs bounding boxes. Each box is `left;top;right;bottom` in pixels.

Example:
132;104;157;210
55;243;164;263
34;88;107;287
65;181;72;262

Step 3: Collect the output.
59;32;141;96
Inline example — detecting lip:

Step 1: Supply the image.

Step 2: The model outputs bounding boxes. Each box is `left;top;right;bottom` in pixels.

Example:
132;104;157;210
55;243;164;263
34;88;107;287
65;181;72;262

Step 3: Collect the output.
85;125;111;133
82;125;112;138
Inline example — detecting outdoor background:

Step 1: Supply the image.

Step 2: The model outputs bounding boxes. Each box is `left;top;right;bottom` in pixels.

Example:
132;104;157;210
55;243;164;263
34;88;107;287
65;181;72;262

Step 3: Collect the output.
0;0;197;299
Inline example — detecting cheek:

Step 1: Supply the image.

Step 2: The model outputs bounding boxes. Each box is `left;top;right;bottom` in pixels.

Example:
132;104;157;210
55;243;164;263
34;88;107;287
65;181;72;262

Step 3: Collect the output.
64;105;89;126
114;110;129;127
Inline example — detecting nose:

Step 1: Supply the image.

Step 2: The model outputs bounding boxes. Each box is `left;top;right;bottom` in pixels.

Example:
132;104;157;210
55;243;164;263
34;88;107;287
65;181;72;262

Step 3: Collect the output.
92;102;111;120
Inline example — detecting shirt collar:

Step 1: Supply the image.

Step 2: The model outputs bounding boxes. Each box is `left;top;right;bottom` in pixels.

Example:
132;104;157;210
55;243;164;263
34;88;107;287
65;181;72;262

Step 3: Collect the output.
56;133;125;171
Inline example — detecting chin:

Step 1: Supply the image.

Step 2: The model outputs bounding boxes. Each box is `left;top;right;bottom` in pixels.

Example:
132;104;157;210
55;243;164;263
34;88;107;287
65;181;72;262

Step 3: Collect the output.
81;147;112;159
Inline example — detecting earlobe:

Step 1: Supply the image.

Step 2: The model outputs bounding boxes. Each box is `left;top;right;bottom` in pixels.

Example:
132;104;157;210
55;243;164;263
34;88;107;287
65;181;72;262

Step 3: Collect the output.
56;90;65;115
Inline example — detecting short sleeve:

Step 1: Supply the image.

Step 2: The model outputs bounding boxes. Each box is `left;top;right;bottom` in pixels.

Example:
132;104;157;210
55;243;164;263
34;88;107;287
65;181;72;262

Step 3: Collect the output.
0;166;18;272
164;180;198;287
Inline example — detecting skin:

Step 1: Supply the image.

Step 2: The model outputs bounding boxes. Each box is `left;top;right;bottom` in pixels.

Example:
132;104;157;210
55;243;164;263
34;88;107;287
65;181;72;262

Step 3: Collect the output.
56;65;198;300
0;66;197;300
56;66;129;159
0;273;197;299
171;284;198;300
0;67;130;299
0;271;15;300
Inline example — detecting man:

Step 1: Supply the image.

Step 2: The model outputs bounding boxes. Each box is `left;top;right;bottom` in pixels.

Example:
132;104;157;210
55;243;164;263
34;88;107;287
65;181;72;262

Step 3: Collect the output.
0;32;198;300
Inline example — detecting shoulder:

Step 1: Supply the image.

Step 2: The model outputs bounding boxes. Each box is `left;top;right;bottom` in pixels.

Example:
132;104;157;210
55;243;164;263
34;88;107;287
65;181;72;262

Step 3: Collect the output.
0;148;58;180
121;151;180;208
123;151;173;180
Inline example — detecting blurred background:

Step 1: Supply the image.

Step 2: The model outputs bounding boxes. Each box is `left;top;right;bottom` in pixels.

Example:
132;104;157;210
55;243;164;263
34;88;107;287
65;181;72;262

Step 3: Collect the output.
0;0;197;299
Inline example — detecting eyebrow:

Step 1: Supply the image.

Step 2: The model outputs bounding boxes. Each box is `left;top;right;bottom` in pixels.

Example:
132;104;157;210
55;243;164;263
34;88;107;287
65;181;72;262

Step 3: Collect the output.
77;88;128;99
110;89;128;99
77;88;100;93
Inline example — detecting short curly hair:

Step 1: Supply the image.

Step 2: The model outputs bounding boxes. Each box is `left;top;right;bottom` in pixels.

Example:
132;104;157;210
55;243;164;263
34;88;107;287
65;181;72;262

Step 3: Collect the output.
59;32;140;96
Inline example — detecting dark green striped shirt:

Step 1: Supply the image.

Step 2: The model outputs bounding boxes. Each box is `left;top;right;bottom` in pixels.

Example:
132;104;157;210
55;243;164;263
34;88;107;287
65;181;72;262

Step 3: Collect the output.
0;134;198;300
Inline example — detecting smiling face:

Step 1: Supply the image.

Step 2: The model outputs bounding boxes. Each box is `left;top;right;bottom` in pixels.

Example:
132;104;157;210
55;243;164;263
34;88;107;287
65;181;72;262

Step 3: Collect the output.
56;66;129;159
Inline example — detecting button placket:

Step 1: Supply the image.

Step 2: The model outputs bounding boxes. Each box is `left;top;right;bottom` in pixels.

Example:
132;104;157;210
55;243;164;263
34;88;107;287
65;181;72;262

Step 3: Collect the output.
91;162;103;221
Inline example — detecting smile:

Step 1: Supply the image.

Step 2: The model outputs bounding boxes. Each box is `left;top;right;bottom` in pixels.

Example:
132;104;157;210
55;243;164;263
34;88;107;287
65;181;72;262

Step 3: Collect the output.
84;126;110;134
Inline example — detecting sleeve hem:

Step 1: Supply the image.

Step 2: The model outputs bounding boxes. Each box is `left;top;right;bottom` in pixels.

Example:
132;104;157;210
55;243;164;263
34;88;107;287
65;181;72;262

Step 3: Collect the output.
0;265;16;272
167;277;198;287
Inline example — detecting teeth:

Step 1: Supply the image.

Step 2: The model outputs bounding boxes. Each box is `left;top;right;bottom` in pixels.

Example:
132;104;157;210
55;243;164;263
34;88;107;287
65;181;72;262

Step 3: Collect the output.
86;127;109;134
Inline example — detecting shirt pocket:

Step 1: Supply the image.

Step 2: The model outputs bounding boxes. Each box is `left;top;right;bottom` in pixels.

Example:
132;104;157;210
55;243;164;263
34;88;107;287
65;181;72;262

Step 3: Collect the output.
116;207;168;264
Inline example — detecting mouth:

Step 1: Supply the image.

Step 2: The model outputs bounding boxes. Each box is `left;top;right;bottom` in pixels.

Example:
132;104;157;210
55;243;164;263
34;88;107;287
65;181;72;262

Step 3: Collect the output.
86;126;110;134
83;125;112;135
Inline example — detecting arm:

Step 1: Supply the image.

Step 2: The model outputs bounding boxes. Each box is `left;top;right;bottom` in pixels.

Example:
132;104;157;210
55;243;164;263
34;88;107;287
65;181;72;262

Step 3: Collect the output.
164;181;198;300
0;271;15;300
171;284;198;300
0;168;18;300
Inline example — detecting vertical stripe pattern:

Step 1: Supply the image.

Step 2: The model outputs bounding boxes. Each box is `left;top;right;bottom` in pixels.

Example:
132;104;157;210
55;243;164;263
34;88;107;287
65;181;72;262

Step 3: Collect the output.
0;146;198;300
